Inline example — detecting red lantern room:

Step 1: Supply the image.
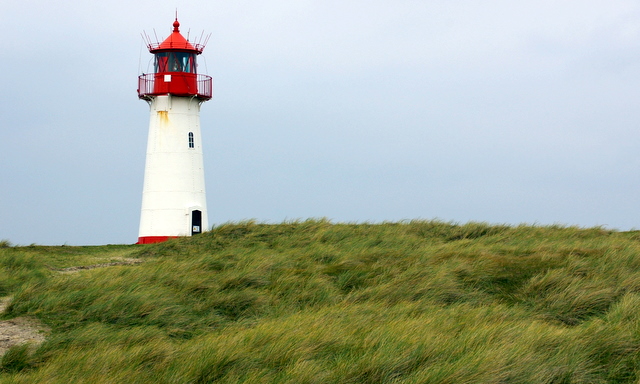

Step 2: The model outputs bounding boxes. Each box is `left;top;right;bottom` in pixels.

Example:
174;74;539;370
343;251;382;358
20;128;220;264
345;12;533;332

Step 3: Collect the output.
138;19;212;100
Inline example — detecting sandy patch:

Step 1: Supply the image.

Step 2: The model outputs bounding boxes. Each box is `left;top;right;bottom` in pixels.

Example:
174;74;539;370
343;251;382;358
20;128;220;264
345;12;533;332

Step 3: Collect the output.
0;297;49;357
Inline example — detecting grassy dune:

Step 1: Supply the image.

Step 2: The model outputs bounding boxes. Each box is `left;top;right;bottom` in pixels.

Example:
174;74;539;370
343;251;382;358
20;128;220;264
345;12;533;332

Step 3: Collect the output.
2;220;640;383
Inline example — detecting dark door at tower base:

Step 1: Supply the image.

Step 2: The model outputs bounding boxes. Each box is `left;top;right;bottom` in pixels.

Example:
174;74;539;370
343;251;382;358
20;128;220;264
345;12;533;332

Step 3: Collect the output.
191;210;202;235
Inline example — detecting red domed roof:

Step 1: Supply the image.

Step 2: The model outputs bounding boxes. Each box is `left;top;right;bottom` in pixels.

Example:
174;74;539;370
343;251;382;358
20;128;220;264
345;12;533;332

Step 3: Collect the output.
148;19;204;54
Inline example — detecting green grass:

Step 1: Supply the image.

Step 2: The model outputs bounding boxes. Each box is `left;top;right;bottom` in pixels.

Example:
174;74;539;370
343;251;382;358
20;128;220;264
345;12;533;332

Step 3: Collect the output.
2;220;640;383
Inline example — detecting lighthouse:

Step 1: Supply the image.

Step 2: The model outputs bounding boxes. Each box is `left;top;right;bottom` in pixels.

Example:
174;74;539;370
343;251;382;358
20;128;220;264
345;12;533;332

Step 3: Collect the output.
136;18;212;244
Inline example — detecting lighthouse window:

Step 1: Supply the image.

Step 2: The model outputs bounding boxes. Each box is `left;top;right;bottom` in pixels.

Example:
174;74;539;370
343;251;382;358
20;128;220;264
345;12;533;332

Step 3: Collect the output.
188;132;194;148
155;52;196;74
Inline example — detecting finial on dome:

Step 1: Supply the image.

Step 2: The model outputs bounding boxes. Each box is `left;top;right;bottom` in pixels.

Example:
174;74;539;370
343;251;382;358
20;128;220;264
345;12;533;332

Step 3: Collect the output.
173;18;180;32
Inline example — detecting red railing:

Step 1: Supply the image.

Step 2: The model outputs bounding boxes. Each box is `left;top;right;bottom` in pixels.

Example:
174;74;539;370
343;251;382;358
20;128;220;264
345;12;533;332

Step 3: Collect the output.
137;73;213;100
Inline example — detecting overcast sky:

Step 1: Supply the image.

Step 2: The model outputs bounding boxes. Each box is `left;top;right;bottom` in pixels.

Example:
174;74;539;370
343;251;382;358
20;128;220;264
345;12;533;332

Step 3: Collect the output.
2;1;640;245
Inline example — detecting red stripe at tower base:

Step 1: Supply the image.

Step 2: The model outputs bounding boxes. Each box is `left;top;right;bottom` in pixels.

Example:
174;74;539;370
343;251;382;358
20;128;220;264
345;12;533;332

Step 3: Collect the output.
136;236;179;244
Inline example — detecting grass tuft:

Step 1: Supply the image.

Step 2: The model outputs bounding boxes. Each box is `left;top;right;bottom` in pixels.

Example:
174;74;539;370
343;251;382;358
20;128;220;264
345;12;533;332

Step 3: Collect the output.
1;344;32;373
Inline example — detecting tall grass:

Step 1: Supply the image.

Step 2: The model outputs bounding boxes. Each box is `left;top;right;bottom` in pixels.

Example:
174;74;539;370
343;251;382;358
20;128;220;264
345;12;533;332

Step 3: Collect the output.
2;220;640;383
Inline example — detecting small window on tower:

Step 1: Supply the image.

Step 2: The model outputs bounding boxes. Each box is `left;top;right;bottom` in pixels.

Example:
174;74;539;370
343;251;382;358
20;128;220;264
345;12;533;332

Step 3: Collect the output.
188;132;194;148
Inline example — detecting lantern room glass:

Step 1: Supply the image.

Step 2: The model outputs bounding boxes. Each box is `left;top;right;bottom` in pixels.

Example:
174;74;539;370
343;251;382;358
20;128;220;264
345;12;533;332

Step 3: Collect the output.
154;52;197;74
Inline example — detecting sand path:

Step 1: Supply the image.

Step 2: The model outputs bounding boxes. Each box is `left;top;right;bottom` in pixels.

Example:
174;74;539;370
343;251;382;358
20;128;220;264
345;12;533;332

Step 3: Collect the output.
0;297;49;357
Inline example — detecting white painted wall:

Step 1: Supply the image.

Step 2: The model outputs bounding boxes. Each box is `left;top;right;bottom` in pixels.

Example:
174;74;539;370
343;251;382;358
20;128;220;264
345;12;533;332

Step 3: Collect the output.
138;95;209;239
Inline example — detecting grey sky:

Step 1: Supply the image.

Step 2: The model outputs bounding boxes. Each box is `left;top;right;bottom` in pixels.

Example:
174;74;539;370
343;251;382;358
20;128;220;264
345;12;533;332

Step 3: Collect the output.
2;1;640;245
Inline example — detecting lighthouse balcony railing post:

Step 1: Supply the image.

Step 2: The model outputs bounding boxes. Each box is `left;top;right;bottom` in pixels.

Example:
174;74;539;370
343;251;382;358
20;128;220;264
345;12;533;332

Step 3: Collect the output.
137;73;213;100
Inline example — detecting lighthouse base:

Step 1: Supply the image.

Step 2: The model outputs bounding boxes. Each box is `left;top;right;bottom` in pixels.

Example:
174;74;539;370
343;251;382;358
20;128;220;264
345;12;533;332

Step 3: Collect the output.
137;236;179;245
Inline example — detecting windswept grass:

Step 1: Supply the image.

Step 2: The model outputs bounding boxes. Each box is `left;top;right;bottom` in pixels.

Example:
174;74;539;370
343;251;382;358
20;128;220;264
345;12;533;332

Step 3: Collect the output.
2;220;640;383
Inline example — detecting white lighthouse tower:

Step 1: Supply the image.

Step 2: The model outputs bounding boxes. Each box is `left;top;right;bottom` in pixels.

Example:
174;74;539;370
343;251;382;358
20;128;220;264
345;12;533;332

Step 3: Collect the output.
137;18;212;244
